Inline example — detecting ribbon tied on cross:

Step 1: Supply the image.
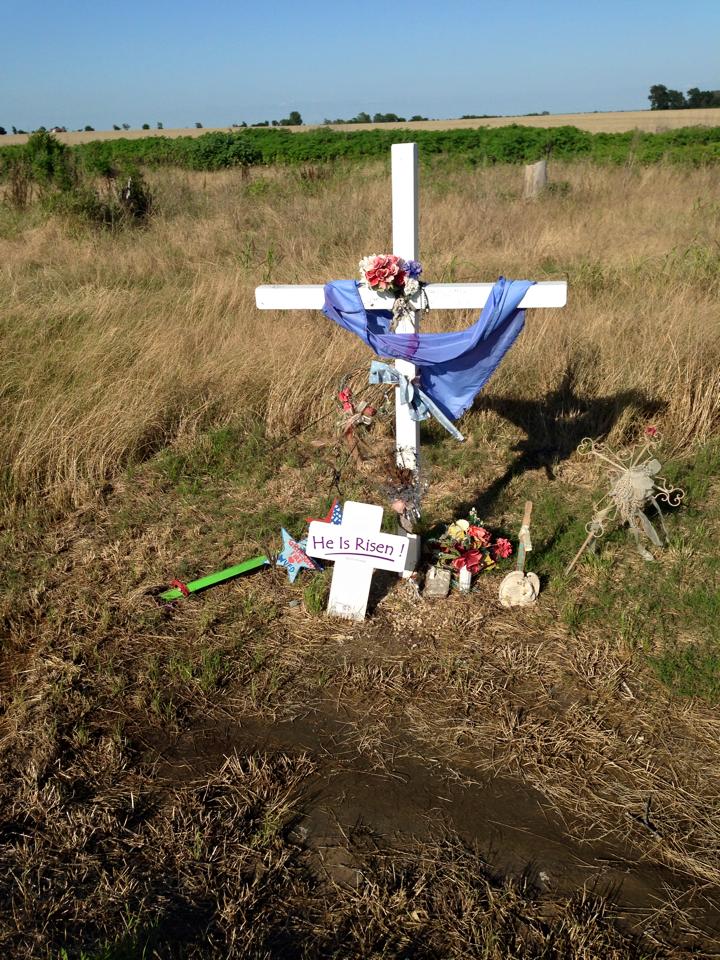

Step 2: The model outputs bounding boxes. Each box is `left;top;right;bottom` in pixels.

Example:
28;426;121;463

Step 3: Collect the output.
368;361;464;442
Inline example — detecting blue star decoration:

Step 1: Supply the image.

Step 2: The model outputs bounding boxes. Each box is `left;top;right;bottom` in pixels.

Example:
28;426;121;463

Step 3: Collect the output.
306;498;343;526
276;528;320;583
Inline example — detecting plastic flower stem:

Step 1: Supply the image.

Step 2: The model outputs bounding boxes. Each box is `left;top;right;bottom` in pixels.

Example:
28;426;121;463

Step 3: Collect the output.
159;556;270;601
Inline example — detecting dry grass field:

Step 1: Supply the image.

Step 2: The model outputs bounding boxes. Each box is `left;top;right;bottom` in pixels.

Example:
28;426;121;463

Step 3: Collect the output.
1;158;720;957
3;106;719;146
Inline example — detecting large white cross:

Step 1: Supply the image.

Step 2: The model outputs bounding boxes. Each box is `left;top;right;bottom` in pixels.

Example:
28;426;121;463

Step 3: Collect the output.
256;143;567;573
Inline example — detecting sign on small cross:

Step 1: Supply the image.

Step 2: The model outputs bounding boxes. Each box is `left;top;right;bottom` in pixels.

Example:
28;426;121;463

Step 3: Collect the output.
256;143;567;574
306;500;406;620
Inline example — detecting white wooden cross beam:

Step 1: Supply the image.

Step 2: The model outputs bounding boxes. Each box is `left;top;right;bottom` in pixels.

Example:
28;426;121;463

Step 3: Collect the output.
256;143;567;574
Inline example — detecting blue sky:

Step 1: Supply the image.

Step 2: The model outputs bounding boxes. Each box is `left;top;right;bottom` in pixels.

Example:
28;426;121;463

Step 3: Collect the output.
2;0;719;130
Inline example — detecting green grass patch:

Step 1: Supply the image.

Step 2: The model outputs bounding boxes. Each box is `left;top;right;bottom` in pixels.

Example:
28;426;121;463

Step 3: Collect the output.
155;420;279;490
651;646;720;701
423;428;720;700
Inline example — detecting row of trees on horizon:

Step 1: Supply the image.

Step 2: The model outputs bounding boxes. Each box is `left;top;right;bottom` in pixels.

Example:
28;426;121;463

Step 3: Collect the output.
0;113;304;136
649;85;720;110
3;87;720;136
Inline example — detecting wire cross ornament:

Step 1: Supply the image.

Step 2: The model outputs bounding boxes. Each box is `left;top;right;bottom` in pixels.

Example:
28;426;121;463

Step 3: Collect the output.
565;429;684;575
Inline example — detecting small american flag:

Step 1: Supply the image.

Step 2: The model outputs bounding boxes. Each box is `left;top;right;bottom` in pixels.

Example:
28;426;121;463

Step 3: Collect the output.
306;498;343;526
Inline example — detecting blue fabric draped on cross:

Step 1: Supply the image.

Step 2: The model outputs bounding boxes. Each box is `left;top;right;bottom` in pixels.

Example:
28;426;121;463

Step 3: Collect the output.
322;277;533;423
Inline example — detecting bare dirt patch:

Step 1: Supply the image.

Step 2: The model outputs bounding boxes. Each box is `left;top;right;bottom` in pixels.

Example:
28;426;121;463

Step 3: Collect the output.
153;705;694;916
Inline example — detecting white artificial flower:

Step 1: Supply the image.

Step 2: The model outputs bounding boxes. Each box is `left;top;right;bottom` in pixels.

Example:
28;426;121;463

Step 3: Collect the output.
404;277;420;296
358;254;379;279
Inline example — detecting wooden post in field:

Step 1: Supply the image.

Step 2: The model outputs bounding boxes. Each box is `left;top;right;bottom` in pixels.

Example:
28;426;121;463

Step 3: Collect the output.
524;158;548;198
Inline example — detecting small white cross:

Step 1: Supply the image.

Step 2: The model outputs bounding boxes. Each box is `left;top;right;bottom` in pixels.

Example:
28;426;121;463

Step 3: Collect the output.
306;500;409;621
256;143;567;573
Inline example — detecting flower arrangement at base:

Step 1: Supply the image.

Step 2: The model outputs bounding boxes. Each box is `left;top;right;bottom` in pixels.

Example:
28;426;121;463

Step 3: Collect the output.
429;508;513;583
359;254;423;327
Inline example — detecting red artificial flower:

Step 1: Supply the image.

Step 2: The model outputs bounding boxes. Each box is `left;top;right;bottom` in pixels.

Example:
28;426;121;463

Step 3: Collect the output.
468;525;491;546
492;538;513;560
366;254;403;291
338;387;354;412
452;547;484;574
645;426;658;437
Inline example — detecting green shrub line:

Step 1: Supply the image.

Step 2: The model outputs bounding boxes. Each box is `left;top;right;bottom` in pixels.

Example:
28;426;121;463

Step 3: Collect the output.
1;130;154;227
2;124;720;177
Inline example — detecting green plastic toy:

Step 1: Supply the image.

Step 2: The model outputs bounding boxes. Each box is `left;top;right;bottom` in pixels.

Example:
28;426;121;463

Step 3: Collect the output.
159;555;269;601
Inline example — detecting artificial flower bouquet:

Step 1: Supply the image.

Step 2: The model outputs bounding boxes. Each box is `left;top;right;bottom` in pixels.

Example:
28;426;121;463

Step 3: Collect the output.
359;254;423;297
429;508;512;582
358;254;424;329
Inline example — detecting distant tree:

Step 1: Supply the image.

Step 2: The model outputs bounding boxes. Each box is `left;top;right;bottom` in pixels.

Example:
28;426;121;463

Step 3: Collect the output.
195;121;203;128
142;123;150;130
122;123;130;130
12;126;17;134
113;124;121;130
0;126;6;135
649;84;686;110
648;84;670;110
279;110;302;125
251;120;269;127
271;120;279;126
409;115;428;121
372;112;406;122
156;121;163;130
323;112;373;124
686;86;720;108
84;125;95;131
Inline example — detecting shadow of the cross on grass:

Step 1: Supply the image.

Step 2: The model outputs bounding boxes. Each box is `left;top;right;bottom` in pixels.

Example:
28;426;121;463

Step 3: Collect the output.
452;367;667;521
366;569;400;616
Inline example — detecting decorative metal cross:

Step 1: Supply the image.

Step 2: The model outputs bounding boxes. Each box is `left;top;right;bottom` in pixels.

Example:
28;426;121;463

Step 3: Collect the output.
256;143;567;572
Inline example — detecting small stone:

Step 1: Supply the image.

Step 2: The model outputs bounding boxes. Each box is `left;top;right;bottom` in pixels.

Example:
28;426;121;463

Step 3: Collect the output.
423;566;451;599
498;571;540;607
289;823;310;843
